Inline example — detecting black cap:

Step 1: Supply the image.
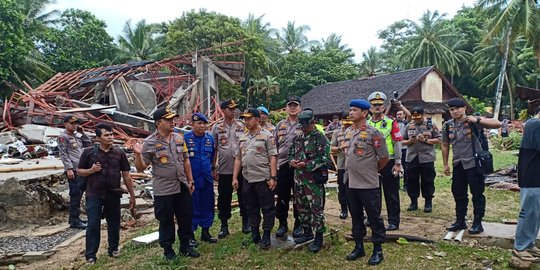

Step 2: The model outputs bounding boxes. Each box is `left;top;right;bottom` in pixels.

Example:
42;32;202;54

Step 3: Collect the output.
240;108;260;118
220;99;238;109
63;115;80;123
411;106;424;115
286;96;301;105
153;107;177;120
446;98;466;108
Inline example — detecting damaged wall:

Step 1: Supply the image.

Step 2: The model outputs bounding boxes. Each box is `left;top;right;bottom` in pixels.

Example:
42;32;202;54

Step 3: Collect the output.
0;178;52;223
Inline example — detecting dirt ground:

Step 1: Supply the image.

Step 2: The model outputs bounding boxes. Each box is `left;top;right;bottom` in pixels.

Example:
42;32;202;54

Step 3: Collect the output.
3;196;458;270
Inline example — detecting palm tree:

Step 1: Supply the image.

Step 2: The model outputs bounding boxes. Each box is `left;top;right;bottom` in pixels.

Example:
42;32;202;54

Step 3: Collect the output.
276;21;318;54
242;14;281;78
117;19;163;61
246;78;264;108
399;10;471;79
472;34;527;119
256;76;280;108
359;46;383;76
321;33;355;61
9;0;56;88
477;0;540;119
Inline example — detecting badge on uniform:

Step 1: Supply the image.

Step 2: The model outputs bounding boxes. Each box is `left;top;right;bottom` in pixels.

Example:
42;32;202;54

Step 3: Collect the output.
190;152;195;157
160;156;168;164
72;143;77;148
373;136;382;148
221;138;228;145
360;131;368;139
155;143;162;148
356;148;364;156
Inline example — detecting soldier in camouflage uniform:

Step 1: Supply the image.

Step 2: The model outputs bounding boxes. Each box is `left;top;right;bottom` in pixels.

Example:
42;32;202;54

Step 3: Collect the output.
289;108;330;253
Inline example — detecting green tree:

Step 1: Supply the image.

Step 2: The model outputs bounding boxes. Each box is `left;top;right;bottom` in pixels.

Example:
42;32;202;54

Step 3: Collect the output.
165;9;246;54
40;9;117;72
377;20;411;72
117;19;163;61
242;14;281;78
321;33;354;61
477;0;540;119
399;10;471;79
359;46;383;76
276;21;317;54
254;75;280;108
276;48;358;107
0;0;31;96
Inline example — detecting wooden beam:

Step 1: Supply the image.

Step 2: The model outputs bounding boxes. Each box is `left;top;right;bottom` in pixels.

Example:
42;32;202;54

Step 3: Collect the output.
202;56;236;84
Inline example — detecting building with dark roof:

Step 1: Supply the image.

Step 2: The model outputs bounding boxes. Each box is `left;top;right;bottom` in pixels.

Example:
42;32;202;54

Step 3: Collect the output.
301;66;473;127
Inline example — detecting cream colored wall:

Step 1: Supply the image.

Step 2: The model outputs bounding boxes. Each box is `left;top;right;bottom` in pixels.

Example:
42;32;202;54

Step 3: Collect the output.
421;72;443;102
427;114;444;130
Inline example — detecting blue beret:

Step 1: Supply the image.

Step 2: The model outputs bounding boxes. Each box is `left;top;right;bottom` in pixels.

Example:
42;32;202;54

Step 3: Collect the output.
192;112;208;123
349;99;371;110
257;106;269;115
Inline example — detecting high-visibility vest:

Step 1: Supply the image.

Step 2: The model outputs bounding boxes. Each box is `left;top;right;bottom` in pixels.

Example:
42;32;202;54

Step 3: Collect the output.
368;116;395;156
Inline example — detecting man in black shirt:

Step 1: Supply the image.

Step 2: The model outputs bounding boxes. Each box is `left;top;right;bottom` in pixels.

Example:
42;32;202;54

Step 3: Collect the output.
78;124;136;264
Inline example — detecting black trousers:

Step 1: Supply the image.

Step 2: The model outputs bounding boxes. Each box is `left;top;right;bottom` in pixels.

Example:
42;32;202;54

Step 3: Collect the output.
380;159;400;226
401;149;408;188
347;187;385;244
406;157;436;199
217;174;246;223
154;184;192;249
68;171;87;224
452;163;486;222
337;169;348;208
275;164;298;223
243;179;276;231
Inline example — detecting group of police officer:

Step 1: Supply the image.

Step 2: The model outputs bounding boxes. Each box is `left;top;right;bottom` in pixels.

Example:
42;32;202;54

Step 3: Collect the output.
128;90;500;266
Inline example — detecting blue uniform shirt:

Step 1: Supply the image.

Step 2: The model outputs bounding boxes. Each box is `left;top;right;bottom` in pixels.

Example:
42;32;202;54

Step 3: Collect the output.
184;131;215;187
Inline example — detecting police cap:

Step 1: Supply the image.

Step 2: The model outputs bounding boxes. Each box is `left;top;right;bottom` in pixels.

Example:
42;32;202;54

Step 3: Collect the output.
446;98;466;108
153;107;177;120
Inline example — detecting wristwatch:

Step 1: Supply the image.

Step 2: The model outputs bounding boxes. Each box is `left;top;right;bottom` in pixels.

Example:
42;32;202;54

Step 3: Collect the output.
269;176;277;180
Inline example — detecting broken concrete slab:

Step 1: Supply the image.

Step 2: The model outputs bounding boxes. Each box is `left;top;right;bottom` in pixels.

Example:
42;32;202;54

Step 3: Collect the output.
132;231;159;247
0;158;64;182
468;222;540;249
22;251;55;262
17;124;62;144
0;131;18;145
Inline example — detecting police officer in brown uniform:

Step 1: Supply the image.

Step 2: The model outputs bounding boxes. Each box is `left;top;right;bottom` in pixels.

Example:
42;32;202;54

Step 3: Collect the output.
330;115;353;219
233;108;278;250
441;98;501;234
58;115;92;229
274;96;303;237
344;99;389;265
133;108;199;260
211;99;250;238
401;106;441;213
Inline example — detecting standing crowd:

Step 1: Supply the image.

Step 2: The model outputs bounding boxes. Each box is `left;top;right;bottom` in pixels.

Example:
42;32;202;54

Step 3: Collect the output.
62;91;540;266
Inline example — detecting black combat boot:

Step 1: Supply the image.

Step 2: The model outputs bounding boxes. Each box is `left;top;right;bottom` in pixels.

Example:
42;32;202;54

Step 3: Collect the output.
407;197;418;211
339;204;348;219
294;226;313;244
201;228;217;243
179;242;200;258
308;232;323;253
260;230;271;250
163;246;177;261
218;221;229;239
424;198;433;213
241;215;251;234
446;218;467;232
292;219;304;238
346;239;365;261
468;217;484;235
251;227;261;244
275;219;288;237
189;234;198;248
368;243;384;265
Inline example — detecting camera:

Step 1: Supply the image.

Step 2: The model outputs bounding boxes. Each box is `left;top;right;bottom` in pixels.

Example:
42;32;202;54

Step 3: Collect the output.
427;117;433;129
391;91;399;105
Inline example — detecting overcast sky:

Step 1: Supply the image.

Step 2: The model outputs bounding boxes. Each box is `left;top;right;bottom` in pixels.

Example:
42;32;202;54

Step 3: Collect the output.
49;0;477;62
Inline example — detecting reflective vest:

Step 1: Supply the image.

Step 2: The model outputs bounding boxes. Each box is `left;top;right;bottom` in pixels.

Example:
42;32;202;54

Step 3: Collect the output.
368;116;395;156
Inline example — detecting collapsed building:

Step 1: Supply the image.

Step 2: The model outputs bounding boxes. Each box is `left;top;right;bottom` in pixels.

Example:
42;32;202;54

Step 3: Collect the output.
0;42;246;224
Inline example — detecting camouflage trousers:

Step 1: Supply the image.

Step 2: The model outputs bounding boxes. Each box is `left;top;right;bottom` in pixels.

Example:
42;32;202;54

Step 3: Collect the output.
294;176;326;233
